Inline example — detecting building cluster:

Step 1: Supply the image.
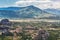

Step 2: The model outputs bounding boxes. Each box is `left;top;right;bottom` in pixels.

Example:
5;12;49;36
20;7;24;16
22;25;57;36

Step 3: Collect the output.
0;19;49;40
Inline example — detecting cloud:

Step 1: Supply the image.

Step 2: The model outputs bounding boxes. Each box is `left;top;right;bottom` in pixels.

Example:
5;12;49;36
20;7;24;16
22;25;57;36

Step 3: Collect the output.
15;0;51;6
0;0;59;9
34;2;60;9
17;0;51;1
17;0;60;2
15;0;51;7
51;0;60;2
15;0;60;9
15;1;32;7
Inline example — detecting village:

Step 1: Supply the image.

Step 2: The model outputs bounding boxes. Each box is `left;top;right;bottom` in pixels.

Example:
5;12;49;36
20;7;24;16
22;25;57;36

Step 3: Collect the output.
0;19;60;40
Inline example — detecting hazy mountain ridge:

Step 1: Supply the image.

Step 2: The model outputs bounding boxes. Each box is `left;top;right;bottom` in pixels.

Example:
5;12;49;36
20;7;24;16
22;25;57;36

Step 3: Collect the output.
0;5;60;19
44;8;60;15
0;7;25;11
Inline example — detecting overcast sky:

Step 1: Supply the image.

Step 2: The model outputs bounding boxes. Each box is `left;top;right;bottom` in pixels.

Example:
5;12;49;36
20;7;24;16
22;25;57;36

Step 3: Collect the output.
0;0;60;9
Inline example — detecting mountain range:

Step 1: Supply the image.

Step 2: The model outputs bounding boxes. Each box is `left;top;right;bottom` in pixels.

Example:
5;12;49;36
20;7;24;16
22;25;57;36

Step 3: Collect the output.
44;8;60;15
0;5;60;19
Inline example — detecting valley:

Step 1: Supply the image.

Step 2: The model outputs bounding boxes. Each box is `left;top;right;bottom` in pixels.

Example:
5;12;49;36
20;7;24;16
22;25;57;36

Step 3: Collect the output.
9;19;60;22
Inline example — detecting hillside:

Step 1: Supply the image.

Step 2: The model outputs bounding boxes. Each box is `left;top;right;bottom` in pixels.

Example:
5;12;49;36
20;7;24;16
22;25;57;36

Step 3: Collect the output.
0;5;60;19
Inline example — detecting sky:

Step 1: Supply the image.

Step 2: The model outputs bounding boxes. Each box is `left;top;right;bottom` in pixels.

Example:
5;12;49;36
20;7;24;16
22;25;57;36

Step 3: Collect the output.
0;0;60;9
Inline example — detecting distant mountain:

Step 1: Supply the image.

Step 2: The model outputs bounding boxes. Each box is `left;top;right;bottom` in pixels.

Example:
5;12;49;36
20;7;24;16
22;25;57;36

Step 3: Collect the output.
44;8;60;15
0;7;25;11
0;10;18;19
0;5;60;19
